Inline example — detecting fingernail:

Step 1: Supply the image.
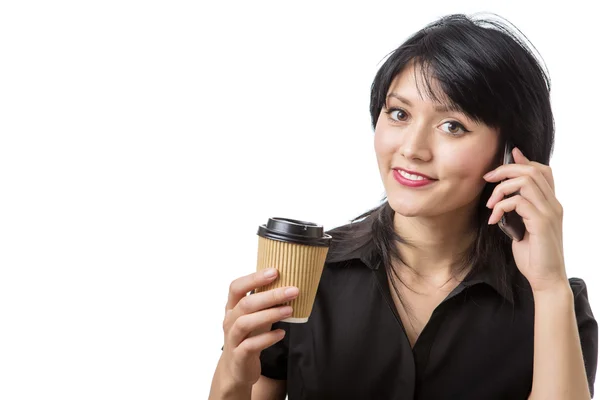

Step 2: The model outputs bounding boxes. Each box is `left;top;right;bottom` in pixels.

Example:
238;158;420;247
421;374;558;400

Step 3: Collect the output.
285;287;299;297
264;268;277;279
483;171;494;179
280;306;293;316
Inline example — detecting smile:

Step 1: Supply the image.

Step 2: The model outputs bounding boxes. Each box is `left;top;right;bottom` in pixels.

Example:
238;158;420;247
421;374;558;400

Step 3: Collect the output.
398;170;427;181
393;169;436;188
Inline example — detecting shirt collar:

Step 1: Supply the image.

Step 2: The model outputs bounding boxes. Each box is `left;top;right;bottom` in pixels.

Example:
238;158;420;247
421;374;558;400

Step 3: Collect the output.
326;218;515;304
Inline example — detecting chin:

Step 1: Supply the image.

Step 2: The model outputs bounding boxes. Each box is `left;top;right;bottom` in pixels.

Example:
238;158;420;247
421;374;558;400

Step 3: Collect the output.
387;198;427;217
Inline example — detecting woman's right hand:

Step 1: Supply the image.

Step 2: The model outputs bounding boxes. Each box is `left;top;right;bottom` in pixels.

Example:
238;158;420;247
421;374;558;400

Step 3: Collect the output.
219;268;299;388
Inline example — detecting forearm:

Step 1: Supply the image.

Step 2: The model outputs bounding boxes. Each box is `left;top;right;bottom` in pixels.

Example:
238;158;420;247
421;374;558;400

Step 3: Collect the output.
209;358;252;400
530;281;591;400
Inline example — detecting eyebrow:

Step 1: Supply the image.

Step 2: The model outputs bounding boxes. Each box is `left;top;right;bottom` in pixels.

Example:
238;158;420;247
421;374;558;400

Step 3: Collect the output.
386;92;462;114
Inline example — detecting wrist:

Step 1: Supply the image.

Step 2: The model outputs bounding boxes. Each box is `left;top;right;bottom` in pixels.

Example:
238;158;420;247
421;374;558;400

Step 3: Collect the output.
210;358;253;400
532;279;572;302
219;380;252;400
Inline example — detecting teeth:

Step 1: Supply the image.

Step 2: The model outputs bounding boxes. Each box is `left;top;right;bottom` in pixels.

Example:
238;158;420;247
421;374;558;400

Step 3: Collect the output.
399;170;426;181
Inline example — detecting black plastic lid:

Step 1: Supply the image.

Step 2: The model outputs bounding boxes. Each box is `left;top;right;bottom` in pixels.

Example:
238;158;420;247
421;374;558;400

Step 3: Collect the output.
257;217;332;247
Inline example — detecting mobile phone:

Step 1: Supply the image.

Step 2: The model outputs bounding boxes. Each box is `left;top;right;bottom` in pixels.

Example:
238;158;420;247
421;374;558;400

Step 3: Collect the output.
497;141;526;241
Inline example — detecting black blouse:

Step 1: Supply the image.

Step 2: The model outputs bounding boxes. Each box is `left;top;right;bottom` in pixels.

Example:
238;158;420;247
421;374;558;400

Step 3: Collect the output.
258;219;598;399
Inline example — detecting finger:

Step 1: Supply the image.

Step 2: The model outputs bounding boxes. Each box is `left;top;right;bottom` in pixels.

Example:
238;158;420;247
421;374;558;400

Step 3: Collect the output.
236;286;299;318
484;163;556;207
228;305;293;348
224;286;299;333
512;146;529;163
226;269;279;313
531;162;555;192
513;147;556;192
486;176;553;216
488;195;546;233
234;329;286;358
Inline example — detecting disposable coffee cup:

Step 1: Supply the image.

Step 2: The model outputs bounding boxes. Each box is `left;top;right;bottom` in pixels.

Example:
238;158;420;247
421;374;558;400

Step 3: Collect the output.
254;217;332;323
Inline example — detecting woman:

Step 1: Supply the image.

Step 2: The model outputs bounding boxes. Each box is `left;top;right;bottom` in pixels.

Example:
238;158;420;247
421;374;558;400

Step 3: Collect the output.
209;13;598;399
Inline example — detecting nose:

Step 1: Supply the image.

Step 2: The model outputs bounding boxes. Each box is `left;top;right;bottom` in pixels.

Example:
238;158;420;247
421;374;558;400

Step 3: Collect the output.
399;122;433;162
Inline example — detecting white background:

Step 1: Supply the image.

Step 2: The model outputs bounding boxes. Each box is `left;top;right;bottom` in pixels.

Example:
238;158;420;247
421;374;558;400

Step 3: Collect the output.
0;1;597;399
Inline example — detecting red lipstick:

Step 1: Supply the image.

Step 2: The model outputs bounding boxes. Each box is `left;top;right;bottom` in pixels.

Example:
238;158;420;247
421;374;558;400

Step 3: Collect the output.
393;168;437;188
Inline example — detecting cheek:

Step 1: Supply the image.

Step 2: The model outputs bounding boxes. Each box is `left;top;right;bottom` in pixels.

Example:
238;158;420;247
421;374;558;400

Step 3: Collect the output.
439;150;490;181
374;119;396;160
373;131;387;158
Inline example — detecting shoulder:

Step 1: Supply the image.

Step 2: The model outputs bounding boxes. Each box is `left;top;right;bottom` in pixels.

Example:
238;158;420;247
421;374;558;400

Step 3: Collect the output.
568;277;598;397
313;219;376;285
569;277;591;298
323;217;376;266
568;277;596;321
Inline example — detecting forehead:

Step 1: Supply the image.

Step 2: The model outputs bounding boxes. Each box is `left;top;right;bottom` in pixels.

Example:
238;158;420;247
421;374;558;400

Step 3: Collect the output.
386;65;463;115
386;62;450;106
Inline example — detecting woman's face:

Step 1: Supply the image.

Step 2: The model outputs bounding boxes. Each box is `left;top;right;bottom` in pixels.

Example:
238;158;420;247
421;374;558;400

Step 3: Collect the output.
374;63;501;219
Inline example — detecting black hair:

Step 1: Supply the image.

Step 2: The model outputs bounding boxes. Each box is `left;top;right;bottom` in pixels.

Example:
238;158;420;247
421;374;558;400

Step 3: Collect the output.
327;13;554;322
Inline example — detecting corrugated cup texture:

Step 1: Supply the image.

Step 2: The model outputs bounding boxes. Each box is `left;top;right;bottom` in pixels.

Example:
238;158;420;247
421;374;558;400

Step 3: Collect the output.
255;236;329;323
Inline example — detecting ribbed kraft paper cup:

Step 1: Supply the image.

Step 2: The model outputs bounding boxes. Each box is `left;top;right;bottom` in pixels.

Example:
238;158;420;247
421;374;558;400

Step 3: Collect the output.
254;218;332;323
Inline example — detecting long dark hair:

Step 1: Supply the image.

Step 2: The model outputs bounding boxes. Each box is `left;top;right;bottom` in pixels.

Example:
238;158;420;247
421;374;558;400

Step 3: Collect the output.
328;14;554;309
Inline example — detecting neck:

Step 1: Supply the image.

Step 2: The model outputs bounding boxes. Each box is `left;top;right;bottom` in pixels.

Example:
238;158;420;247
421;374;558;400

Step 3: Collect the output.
392;201;479;283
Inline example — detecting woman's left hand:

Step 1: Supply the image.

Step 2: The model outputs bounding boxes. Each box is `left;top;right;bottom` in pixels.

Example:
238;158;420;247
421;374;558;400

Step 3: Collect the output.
483;147;568;293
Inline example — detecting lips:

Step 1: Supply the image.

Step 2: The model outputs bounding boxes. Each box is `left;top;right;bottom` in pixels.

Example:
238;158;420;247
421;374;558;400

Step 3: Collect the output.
393;169;436;187
393;168;436;180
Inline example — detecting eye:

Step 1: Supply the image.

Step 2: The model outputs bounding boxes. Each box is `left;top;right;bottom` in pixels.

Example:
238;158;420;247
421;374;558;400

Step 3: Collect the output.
384;107;408;122
440;121;470;136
